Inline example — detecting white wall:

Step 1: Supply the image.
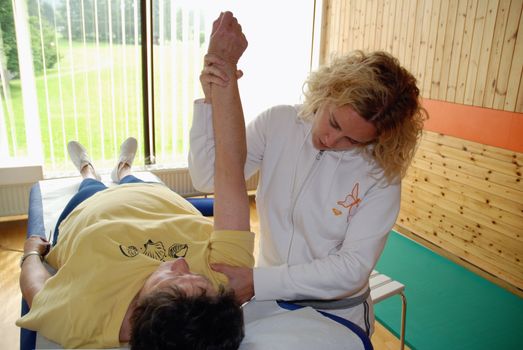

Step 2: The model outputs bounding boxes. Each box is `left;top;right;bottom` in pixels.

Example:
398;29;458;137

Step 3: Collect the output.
199;0;317;122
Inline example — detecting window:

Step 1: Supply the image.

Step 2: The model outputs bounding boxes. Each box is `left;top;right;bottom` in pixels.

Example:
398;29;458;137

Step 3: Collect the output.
0;0;317;178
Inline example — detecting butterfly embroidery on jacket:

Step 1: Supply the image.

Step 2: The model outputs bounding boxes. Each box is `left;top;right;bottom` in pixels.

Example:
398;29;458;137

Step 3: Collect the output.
332;183;362;222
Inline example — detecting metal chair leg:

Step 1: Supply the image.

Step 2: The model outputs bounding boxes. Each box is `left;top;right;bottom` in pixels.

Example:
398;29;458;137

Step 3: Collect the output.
399;292;407;350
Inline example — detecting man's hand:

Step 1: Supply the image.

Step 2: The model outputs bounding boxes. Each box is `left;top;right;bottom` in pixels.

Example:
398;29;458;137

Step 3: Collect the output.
24;235;50;256
212;264;254;304
207;11;247;65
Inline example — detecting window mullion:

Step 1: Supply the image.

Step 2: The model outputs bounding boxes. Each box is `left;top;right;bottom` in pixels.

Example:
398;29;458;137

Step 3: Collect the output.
141;0;155;165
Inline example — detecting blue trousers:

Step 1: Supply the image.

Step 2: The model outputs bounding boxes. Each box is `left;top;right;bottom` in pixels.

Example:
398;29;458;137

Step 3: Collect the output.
52;175;144;245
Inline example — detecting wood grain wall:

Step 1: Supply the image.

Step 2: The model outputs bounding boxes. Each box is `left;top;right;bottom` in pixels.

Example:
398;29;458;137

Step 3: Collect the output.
398;131;522;291
319;0;523;294
320;0;523;113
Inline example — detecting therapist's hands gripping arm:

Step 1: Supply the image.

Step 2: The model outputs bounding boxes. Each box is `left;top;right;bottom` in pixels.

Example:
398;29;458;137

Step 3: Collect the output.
189;16;263;194
200;54;243;104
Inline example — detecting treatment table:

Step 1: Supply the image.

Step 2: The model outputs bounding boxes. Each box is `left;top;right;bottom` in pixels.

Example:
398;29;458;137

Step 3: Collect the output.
20;173;373;350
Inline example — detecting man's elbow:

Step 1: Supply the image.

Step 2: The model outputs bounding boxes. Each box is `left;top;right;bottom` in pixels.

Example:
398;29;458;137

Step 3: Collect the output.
21;284;38;308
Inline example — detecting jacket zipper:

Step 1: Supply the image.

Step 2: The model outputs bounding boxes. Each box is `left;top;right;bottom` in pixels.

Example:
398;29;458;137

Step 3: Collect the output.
287;150;325;263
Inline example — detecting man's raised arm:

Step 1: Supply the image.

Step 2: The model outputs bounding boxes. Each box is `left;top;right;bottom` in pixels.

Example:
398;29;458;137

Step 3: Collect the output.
207;12;249;231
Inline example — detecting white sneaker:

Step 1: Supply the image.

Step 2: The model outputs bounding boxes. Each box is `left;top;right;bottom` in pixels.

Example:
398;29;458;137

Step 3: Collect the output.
67;141;101;180
111;137;138;183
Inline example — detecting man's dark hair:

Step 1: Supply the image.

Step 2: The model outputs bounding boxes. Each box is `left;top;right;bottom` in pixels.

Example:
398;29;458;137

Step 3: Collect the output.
129;286;244;350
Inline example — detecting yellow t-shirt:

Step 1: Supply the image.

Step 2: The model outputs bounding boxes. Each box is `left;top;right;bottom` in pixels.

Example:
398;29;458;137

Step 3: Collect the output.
16;183;254;349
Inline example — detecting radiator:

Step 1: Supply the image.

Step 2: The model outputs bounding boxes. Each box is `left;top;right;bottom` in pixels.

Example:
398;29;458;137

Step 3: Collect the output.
0;183;34;217
0;168;259;217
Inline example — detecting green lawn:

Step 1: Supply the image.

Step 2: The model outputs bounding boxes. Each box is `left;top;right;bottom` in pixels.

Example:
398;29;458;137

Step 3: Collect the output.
2;40;203;171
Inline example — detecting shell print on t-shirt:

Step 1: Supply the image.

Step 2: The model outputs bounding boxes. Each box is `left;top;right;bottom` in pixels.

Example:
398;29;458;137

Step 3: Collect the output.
119;240;188;261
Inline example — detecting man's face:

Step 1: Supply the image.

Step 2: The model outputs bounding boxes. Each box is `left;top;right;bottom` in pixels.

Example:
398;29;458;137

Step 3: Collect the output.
139;258;215;299
311;104;377;151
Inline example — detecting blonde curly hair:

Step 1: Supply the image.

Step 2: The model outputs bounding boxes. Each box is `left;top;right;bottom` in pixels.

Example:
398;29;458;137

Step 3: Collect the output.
300;51;427;182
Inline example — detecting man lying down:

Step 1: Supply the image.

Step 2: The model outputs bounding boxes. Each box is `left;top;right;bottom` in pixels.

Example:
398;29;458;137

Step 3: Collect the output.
16;12;252;350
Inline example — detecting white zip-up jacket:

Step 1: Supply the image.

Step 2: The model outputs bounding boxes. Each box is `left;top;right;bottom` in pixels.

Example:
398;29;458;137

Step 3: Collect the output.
189;101;401;303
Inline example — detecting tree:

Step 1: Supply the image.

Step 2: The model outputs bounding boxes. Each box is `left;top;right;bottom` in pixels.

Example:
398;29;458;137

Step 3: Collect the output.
0;0;59;79
52;0;204;46
0;0;19;76
29;16;58;74
56;0;141;44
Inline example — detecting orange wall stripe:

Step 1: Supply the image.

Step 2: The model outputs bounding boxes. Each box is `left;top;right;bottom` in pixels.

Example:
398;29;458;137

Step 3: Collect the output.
422;99;523;153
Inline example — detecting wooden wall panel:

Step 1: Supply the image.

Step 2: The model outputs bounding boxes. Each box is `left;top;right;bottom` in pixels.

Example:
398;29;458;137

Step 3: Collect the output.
438;0;458;100
455;0;478;104
401;131;523;292
321;0;523;113
446;0;468;101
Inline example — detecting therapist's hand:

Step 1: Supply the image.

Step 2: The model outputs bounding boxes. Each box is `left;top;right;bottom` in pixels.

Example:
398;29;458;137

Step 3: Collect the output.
212;264;254;303
200;53;243;104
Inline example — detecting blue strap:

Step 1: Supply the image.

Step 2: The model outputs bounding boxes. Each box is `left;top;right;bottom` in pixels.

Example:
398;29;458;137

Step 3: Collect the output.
277;301;374;350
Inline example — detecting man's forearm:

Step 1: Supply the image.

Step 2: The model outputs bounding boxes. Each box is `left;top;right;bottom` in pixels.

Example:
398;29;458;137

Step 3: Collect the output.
212;64;246;168
211;62;250;231
20;255;52;308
